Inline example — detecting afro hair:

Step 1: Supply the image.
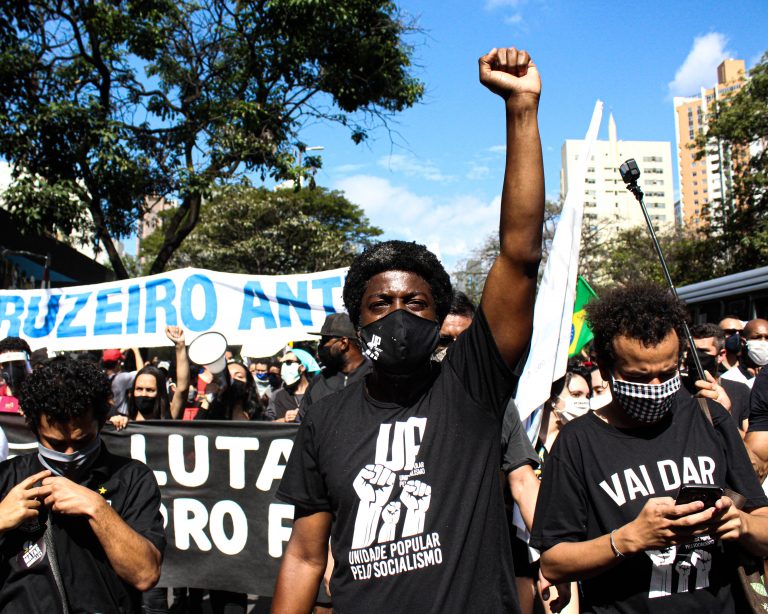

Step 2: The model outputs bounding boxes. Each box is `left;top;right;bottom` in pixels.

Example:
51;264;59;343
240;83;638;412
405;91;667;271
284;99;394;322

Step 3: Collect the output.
585;283;689;368
343;240;453;328
18;356;112;432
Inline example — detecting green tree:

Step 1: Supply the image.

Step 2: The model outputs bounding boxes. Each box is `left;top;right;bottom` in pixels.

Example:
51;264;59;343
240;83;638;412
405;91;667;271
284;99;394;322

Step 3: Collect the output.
588;226;716;288
695;52;768;274
0;0;422;278
139;185;382;275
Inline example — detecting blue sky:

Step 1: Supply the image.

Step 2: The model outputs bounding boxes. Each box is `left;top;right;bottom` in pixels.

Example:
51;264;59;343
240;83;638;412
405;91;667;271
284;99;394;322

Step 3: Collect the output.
296;0;768;272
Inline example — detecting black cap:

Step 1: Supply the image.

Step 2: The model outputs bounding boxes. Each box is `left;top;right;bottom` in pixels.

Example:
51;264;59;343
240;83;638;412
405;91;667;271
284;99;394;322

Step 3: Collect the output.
310;313;357;338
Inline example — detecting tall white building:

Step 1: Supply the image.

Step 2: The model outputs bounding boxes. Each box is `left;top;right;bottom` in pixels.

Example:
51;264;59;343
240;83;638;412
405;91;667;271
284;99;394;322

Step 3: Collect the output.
561;114;675;233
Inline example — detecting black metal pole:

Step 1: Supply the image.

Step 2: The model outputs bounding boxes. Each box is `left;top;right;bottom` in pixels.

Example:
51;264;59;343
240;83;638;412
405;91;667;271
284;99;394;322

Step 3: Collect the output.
624;178;707;382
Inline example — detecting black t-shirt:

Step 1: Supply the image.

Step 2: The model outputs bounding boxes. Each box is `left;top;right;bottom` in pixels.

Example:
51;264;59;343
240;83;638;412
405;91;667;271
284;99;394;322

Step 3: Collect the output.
501;399;539;474
530;390;767;613
266;388;304;421
748;369;768;431
277;308;523;614
720;378;750;429
0;444;165;614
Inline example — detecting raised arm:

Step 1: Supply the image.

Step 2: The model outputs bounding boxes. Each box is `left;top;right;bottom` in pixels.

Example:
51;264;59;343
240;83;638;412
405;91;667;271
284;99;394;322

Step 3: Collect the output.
166;326;189;420
128;347;144;370
478;47;544;368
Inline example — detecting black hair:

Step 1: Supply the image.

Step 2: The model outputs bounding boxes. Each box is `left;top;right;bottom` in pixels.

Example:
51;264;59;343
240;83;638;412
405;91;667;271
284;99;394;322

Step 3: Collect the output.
449;291;476;318
128;365;171;420
586;283;689;368
0;336;32;356
550;358;594;400
343;240;453;328
18;356;112;432
204;362;258;420
691;323;725;353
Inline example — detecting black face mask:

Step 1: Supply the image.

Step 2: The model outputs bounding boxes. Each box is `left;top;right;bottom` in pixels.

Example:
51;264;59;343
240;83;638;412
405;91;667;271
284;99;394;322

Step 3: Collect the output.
682;348;719;394
318;343;344;372
358;310;440;375
134;395;157;417
229;380;250;403
695;349;718;379
725;332;741;354
0;362;29;394
268;373;282;390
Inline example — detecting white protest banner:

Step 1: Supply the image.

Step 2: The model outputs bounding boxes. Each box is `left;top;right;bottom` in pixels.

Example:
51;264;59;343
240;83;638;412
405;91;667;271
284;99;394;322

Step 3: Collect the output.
0;267;348;353
514;100;604;422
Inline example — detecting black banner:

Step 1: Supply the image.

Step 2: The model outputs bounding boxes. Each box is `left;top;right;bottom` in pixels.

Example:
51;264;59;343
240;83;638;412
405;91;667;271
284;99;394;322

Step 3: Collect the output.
0;414;299;595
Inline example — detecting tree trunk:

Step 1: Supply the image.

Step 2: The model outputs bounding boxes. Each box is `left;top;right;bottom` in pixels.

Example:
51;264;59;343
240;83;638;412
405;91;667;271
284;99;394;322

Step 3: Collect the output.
148;191;203;275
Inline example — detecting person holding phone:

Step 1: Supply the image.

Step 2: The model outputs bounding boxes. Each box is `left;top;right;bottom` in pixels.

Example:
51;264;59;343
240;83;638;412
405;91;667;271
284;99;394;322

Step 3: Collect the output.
531;283;768;613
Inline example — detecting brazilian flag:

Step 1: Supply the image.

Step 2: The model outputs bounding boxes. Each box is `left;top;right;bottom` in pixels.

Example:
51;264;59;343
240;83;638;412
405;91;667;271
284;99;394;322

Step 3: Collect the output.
568;276;598;357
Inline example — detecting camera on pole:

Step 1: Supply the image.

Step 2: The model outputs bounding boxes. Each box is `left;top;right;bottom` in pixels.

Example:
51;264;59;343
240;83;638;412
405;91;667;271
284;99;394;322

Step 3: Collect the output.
620;158;707;386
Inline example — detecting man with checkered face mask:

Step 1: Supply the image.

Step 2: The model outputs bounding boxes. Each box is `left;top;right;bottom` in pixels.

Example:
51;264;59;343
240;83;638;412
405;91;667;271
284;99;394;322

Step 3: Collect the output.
530;282;768;613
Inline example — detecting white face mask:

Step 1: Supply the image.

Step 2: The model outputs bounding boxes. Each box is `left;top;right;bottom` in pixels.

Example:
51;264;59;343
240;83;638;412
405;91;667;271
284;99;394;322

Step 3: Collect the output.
747;340;768;367
280;362;301;386
558;397;591;424
590;389;613;410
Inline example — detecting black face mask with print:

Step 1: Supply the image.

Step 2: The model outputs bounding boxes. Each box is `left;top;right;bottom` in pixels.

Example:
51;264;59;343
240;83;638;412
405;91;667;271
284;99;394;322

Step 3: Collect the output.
358;309;440;375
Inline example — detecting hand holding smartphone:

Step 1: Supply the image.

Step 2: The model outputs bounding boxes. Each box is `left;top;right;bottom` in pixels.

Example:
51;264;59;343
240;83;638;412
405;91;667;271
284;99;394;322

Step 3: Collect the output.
675;484;723;509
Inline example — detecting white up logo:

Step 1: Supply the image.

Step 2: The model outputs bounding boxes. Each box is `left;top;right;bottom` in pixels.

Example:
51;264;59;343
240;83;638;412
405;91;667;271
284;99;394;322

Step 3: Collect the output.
374;417;427;471
366;334;383;360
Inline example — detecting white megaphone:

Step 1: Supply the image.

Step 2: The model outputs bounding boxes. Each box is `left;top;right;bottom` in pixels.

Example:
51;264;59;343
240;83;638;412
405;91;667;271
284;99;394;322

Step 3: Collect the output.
188;332;228;375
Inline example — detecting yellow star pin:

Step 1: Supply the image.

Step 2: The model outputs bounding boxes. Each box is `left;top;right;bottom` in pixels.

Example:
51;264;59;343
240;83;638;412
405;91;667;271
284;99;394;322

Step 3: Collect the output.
98;487;107;495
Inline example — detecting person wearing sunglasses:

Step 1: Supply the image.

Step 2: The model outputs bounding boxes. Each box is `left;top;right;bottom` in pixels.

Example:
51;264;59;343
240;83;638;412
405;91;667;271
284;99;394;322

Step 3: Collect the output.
266;352;309;423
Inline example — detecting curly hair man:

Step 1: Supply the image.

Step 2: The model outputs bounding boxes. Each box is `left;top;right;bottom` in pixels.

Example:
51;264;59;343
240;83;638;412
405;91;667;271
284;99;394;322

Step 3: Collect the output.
273;45;544;614
530;282;768;612
0;356;165;613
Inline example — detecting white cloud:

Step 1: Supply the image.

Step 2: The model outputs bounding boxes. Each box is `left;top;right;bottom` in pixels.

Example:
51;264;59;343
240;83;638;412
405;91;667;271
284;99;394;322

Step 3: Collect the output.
485;0;520;9
749;52;766;70
504;13;523;25
377;153;454;182
668;33;733;97
488;145;507;154
467;162;491;180
333;175;500;270
333;163;366;174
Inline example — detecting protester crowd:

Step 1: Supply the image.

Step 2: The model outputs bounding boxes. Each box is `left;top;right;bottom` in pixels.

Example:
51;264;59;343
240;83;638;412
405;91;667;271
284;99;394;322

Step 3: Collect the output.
1;44;768;614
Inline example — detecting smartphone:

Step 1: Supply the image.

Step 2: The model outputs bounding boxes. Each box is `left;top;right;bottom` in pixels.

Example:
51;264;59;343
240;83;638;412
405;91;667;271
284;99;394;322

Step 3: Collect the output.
675;484;723;508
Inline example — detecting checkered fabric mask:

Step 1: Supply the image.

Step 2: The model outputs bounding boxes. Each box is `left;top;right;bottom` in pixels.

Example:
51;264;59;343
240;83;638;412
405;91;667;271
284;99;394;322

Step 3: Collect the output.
610;372;681;423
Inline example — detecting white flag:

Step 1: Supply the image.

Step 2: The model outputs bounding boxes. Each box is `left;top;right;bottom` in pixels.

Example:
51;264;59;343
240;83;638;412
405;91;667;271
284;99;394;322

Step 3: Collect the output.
514;100;604;422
